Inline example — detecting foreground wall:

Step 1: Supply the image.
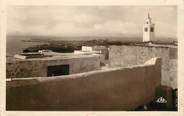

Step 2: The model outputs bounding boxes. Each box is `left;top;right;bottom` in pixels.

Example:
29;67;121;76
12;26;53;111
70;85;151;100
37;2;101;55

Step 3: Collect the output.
6;58;161;111
6;55;100;78
109;45;177;89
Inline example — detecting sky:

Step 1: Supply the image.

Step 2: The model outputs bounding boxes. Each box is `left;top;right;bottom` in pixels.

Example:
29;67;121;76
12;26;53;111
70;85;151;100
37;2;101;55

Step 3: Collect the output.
7;6;177;40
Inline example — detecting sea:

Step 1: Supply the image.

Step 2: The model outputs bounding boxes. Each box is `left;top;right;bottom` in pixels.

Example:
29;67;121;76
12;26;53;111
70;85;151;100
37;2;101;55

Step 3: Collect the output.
6;36;46;57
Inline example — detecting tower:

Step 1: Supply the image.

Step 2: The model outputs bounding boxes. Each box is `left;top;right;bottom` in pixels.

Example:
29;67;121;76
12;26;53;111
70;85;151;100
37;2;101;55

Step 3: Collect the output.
143;13;155;42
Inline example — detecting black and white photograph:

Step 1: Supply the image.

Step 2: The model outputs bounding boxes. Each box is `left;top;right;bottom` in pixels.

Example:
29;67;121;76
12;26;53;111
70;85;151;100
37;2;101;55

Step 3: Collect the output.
4;4;180;112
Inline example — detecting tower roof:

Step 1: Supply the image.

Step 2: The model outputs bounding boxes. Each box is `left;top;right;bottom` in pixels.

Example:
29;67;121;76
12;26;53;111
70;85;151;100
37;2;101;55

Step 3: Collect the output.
145;13;152;24
148;13;151;19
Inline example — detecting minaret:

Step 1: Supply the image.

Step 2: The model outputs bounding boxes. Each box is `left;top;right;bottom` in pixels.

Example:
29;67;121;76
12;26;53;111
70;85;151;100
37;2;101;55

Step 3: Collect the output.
143;13;155;42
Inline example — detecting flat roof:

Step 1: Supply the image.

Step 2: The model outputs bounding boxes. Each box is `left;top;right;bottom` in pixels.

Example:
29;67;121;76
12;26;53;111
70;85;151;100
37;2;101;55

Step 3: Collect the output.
115;43;177;49
7;53;100;63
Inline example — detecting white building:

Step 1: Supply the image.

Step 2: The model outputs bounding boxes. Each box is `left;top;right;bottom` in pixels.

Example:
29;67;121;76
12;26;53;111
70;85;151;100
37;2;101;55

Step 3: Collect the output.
143;13;155;42
81;46;93;52
74;46;101;55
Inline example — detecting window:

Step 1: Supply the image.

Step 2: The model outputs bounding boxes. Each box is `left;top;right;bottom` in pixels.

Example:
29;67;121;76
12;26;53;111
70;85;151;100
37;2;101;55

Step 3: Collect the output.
151;27;154;32
47;64;69;76
144;27;148;32
169;48;177;59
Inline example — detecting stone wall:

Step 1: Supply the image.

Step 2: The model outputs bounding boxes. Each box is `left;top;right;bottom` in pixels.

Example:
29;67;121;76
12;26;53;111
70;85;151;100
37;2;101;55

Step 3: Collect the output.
6;55;100;78
6;58;161;111
109;45;177;89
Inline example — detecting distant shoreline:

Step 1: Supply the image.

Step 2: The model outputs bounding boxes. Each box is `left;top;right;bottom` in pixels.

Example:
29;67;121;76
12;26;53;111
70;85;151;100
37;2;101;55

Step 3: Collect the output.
6;35;177;56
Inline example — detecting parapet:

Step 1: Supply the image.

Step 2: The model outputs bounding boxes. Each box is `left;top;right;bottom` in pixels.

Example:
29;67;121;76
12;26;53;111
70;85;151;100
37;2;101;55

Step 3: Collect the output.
6;57;161;111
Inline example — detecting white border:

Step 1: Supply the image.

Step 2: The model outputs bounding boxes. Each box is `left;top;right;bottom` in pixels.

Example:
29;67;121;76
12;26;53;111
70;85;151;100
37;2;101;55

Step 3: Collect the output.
1;0;184;116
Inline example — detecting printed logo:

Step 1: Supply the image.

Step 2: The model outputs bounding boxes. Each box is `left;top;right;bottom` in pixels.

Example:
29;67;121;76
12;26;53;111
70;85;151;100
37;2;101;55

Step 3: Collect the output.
156;97;167;103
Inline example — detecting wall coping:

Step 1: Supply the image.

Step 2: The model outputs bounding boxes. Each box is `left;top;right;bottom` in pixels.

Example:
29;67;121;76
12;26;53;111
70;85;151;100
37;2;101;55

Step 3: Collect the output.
7;57;161;88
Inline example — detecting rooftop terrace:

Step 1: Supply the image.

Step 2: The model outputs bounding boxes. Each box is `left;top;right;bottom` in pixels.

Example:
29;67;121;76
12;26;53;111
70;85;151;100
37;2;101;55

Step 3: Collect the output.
7;52;100;63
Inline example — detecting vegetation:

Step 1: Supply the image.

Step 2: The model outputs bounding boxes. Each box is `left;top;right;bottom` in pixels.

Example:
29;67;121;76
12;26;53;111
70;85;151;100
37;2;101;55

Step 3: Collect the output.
22;39;132;53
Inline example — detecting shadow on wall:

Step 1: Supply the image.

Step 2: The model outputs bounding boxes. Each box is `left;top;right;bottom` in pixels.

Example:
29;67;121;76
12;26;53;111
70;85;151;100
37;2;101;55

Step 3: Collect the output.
6;57;161;111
